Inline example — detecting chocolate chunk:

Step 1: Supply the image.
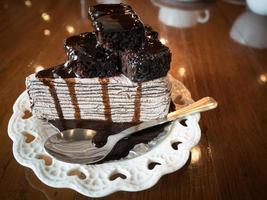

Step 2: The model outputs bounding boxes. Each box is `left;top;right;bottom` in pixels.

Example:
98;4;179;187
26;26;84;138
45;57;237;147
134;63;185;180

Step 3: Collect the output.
88;4;145;50
63;32;120;78
37;32;120;79
120;35;171;82
36;26;169;82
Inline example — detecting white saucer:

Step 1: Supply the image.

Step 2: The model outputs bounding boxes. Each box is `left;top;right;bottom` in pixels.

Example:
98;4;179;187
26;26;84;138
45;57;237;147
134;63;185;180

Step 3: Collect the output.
8;77;201;198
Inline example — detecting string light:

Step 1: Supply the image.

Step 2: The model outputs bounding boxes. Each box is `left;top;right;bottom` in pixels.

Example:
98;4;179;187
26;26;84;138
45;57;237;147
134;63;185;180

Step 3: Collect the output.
43;29;51;36
41;13;50;21
178;67;186;77
66;25;75;34
160;38;167;45
259;74;267;83
191;146;201;164
24;0;32;7
35;65;44;72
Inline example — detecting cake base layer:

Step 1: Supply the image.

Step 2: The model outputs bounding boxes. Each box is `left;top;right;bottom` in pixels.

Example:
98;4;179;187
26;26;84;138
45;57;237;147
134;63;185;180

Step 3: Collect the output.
26;74;171;122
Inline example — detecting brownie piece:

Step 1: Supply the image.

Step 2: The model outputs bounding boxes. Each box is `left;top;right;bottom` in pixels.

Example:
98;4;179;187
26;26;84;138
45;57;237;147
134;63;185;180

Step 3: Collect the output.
88;4;145;50
63;32;120;78
120;35;171;82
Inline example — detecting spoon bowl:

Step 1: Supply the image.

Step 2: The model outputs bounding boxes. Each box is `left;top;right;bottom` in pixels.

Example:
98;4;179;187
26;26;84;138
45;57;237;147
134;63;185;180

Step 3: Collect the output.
58;129;97;140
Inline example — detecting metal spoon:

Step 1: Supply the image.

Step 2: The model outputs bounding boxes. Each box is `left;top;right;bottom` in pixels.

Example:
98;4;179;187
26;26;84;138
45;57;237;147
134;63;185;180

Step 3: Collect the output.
44;97;217;164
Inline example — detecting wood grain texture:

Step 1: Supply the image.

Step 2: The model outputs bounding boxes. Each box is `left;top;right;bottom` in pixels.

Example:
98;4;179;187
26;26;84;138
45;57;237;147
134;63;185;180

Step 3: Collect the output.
0;0;267;199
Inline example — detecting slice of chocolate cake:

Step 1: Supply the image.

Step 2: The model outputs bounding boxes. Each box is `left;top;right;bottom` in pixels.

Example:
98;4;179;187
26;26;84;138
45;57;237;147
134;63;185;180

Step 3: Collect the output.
88;3;145;50
26;3;172;124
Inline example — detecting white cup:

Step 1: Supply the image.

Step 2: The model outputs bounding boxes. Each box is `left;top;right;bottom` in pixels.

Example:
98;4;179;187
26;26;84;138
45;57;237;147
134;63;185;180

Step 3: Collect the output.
230;10;267;49
159;7;210;28
246;0;267;15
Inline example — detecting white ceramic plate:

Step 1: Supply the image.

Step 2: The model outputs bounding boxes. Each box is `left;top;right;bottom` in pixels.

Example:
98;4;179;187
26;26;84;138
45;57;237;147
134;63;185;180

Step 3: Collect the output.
8;76;201;198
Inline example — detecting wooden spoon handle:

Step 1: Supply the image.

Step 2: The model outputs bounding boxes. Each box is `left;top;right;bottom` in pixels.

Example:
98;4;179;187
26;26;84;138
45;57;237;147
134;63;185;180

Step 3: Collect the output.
167;97;218;120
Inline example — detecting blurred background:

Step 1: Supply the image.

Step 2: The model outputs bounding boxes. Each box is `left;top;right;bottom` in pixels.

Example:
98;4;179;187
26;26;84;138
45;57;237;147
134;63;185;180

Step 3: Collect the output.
1;0;267;199
1;0;267;86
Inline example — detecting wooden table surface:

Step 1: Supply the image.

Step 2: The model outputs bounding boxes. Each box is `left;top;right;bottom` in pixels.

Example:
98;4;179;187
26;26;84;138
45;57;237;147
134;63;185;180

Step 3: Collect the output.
1;0;267;199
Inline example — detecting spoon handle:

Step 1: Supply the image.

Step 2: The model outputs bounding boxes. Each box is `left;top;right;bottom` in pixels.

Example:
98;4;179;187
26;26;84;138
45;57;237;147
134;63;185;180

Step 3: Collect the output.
167;97;218;120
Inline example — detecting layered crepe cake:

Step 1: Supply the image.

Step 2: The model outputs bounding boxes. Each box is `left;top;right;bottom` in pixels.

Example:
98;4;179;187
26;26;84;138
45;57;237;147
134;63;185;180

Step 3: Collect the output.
26;4;172;124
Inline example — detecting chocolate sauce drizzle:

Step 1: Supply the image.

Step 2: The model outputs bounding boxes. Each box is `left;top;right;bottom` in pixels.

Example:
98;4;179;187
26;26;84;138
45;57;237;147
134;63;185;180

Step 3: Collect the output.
66;80;81;119
40;79;64;119
99;77;112;121
49;119;171;163
132;83;142;122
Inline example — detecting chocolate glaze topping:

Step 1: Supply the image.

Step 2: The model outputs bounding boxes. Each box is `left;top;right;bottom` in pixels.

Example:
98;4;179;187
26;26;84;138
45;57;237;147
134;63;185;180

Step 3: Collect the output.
65;80;81;119
36;64;76;79
88;3;133;20
132;83;142;122
37;33;120;79
64;32;97;54
93;14;143;32
40;79;64;121
88;3;142;32
36;26;169;81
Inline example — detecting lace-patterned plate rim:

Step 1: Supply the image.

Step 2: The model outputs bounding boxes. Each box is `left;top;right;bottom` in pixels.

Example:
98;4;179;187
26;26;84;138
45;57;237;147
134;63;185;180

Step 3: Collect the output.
8;75;201;198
